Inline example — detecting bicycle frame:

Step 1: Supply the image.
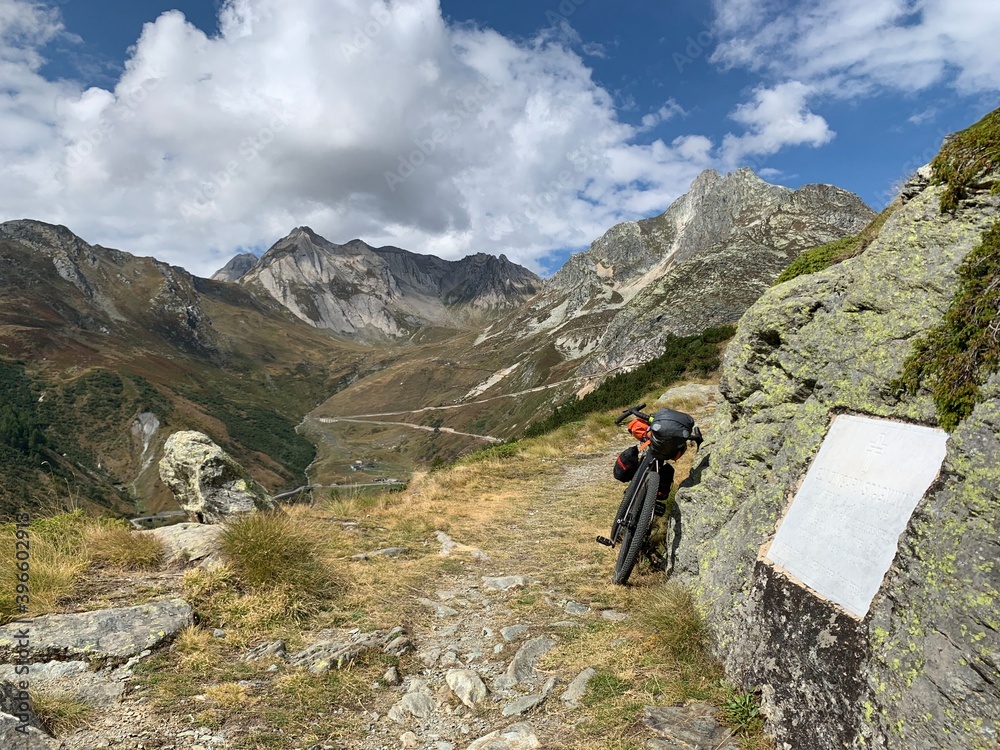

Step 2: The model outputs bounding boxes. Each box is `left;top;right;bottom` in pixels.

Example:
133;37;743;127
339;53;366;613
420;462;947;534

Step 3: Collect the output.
614;452;661;544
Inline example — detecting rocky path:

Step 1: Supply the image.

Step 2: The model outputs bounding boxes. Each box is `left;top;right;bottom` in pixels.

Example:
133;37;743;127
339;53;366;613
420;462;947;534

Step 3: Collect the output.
337;445;738;750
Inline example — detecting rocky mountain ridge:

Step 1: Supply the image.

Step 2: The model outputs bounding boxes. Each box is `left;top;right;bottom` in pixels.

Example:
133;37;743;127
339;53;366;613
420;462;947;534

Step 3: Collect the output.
234;227;540;339
0;166;874;512
211;252;258;282
0;219;369;517
465;168;874;379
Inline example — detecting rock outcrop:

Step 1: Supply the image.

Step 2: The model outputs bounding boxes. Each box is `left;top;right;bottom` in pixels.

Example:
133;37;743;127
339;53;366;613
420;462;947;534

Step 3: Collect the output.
141;522;224;567
0;599;193;664
158;431;277;523
238;227;540;339
676;156;1000;748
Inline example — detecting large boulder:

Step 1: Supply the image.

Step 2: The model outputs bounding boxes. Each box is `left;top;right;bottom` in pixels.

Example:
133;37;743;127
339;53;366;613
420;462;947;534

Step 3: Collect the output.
158;431;276;523
676;148;1000;748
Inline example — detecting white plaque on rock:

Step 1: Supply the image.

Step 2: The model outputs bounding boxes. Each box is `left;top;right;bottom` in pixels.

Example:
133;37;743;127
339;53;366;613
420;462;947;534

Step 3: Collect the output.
764;414;948;619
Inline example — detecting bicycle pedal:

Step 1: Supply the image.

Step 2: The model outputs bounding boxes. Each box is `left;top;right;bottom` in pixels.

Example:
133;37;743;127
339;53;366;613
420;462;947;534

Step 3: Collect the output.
595;536;613;547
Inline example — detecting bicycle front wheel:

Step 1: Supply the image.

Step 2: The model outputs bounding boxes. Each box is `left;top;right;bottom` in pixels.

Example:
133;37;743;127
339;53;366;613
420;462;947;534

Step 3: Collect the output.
611;464;647;542
613;468;658;585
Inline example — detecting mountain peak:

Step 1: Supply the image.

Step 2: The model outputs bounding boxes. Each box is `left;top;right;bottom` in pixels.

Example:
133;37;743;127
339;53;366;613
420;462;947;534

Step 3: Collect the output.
211;252;259;283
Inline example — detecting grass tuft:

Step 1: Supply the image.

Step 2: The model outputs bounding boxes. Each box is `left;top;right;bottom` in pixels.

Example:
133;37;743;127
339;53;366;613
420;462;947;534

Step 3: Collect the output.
220;511;339;597
29;690;95;736
931;107;1000;212
635;582;714;664
84;523;166;571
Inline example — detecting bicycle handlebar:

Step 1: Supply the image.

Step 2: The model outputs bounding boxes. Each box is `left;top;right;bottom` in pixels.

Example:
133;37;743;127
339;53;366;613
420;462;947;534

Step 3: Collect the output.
615;403;650;425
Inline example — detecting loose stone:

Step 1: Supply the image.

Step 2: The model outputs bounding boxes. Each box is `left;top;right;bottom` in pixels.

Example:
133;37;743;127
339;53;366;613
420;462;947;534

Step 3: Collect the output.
446;669;489;708
501;624;529;642
561;667;597;708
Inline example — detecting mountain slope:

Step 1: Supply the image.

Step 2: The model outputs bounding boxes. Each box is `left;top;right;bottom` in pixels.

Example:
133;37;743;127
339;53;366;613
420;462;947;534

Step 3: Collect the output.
301;169;875;483
0;220;368;518
211;252;258;282
481;168;876;376
237;227;540;339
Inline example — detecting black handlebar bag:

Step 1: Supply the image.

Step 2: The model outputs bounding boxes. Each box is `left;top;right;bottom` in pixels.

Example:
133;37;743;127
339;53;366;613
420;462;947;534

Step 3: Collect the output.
648;408;698;460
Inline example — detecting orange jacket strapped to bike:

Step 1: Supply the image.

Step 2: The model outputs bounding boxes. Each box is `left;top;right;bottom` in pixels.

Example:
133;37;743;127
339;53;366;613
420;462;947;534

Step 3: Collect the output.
628;417;651;447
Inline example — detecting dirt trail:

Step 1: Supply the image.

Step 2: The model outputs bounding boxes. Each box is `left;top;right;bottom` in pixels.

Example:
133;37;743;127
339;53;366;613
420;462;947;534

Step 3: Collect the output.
349;445;674;750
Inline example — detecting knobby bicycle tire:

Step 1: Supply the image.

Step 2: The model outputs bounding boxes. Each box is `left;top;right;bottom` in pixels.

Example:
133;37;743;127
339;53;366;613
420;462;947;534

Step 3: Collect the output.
611;463;647;542
613;467;658;585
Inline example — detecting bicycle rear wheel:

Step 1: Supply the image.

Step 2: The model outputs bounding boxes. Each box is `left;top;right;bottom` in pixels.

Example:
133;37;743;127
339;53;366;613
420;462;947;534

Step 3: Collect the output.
613;468;658;585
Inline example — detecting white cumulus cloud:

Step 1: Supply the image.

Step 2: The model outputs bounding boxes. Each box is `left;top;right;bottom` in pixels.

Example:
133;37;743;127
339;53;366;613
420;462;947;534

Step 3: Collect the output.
721;82;835;166
711;0;1000;94
0;0;720;277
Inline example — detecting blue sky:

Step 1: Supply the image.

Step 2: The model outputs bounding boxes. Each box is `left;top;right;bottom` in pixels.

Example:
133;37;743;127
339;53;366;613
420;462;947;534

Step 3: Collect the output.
2;0;998;277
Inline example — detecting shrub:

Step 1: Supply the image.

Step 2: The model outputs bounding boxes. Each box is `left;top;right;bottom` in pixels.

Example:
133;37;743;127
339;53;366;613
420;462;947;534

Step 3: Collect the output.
458;440;522;464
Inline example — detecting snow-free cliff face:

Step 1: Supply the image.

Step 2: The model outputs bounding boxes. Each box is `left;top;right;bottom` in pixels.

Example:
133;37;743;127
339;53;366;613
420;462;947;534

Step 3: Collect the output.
236;227;540;339
481;168;875;375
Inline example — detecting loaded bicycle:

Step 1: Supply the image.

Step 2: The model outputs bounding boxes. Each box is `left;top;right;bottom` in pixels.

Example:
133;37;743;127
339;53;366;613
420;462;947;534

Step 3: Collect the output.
596;403;702;585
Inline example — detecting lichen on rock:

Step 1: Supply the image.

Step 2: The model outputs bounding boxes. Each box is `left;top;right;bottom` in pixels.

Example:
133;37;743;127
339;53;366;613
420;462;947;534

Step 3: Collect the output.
676;133;1000;749
158;430;276;524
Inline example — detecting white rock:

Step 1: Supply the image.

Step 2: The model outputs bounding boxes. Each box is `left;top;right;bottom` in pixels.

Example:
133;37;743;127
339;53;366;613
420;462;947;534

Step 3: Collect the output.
465;722;540;749
446;669;489;708
158;431;276;523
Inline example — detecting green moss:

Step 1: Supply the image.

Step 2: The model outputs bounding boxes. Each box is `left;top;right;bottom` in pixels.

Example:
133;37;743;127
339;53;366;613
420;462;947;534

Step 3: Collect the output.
932;107;1000;213
896;220;1000;429
774;204;899;285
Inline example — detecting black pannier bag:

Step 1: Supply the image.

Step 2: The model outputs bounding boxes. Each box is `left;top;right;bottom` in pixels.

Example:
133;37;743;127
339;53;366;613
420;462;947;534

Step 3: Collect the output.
613;445;640;482
648;408;700;460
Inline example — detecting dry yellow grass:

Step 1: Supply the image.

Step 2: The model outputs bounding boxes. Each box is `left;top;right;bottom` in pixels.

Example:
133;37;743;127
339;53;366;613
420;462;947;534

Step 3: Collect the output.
83;525;166;571
29;689;96;735
32;376;769;750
